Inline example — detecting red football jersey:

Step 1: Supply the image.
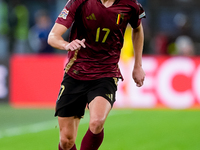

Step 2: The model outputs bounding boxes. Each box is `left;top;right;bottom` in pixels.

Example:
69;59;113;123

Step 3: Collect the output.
56;0;146;80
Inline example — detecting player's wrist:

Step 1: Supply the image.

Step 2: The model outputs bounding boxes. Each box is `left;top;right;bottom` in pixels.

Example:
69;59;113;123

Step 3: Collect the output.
62;42;70;51
134;63;142;68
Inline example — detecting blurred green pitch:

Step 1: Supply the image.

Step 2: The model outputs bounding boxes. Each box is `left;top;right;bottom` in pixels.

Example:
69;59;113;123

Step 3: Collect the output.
0;104;200;150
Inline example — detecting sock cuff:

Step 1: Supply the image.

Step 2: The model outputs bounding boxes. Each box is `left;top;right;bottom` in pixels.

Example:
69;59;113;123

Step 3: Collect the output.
59;143;77;150
59;143;63;150
88;128;104;137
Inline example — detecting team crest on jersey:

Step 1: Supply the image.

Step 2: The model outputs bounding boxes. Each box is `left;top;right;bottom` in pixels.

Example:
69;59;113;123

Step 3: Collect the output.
58;8;69;19
116;13;124;25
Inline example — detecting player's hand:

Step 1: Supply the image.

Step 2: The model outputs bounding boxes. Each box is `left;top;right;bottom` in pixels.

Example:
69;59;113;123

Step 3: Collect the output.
64;39;86;51
132;66;145;87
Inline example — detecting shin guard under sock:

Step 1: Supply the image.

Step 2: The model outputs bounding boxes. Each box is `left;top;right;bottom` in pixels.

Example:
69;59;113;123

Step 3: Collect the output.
80;128;104;150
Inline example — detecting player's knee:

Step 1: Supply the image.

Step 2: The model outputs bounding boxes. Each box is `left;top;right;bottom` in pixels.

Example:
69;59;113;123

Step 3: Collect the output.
60;135;75;150
89;118;105;134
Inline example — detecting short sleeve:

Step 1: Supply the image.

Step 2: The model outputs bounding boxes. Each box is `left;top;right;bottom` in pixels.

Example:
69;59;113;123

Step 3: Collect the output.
129;2;146;29
55;0;85;28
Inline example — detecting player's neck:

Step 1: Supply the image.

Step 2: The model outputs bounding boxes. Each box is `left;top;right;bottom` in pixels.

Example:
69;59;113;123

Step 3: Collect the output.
100;0;116;8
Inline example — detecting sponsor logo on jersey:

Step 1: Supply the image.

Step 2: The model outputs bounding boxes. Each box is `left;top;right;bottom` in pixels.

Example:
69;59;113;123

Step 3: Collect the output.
58;8;69;19
86;13;96;20
116;13;124;25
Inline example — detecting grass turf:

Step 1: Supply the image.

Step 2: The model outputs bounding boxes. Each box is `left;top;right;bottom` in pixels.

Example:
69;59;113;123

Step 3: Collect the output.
0;104;200;150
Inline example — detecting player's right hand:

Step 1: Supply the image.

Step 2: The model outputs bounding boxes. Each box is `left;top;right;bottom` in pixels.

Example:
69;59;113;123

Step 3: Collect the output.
132;66;145;87
64;39;86;51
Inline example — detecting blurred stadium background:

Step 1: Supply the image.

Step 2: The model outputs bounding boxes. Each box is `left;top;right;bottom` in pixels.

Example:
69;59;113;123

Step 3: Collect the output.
1;0;200;149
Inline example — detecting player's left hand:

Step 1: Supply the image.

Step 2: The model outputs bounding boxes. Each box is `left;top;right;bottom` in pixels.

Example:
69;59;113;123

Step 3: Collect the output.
64;39;86;51
132;66;145;87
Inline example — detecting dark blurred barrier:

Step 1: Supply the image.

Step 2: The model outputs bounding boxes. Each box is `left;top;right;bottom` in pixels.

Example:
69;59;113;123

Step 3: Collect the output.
0;58;9;103
9;54;200;109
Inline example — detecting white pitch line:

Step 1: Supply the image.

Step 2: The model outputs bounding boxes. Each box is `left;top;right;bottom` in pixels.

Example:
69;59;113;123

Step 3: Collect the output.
0;120;57;138
0;110;131;139
0;116;90;139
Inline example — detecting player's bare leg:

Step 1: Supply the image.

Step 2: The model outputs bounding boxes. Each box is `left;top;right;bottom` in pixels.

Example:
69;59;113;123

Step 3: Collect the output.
89;96;111;133
58;117;80;150
80;96;111;150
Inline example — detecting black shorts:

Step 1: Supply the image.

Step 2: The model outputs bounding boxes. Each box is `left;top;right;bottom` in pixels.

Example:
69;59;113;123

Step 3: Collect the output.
55;73;118;118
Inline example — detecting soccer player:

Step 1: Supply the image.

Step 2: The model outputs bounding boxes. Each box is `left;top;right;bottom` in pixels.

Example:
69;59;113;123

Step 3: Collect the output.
47;0;146;149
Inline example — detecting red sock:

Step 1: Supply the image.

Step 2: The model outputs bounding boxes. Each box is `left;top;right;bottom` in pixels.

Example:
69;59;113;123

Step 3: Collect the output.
70;144;77;150
58;143;63;150
58;143;77;150
80;128;104;150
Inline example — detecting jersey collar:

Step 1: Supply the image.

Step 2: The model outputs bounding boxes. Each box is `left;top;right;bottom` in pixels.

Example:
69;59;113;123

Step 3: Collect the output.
97;0;120;6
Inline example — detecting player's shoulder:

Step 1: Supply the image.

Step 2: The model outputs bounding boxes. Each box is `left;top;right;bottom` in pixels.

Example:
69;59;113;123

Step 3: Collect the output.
122;0;145;15
122;0;142;8
65;0;88;9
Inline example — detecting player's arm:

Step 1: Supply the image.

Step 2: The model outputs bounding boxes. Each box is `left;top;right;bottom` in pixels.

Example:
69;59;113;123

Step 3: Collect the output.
48;23;85;51
132;23;145;87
